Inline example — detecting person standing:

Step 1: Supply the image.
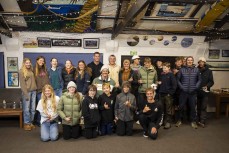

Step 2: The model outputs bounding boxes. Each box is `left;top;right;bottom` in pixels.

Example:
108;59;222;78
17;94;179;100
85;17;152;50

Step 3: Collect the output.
74;60;91;96
197;57;214;127
108;54;121;88
62;60;76;91
57;81;83;140
87;52;103;83
47;58;63;97
176;56;201;129
115;81;136;136
36;85;59;141
138;88;163;140
82;85;100;139
19;58;37;131
158;62;177;129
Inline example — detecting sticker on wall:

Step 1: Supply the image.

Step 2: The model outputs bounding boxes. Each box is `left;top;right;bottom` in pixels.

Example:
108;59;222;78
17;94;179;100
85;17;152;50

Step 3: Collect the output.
149;39;155;45
127;36;139;46
143;36;148;41
181;38;193;48
164;40;169;46
171;36;177;42
157;35;164;41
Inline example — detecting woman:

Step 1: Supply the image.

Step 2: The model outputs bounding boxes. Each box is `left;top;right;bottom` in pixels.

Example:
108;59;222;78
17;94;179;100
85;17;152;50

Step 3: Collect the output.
74;60;91;96
57;81;83;140
82;85;100;139
34;56;50;126
36;85;59;141
62;60;76;91
19;58;37;131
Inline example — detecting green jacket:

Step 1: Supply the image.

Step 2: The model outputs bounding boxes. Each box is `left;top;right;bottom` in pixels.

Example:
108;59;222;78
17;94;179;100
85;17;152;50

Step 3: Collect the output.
57;92;83;126
138;66;158;93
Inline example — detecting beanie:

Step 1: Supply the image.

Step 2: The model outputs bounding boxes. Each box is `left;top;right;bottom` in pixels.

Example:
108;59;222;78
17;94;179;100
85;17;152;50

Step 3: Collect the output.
67;81;77;89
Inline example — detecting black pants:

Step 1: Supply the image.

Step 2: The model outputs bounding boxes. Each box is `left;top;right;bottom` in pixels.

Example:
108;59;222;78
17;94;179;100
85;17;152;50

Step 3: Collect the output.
197;91;209;123
159;94;173;123
62;124;80;140
139;114;158;140
84;127;98;139
116;120;134;136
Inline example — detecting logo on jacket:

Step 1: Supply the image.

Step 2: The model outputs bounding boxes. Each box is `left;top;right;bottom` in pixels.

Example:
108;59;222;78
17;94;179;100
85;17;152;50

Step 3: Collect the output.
89;103;98;109
154;108;158;112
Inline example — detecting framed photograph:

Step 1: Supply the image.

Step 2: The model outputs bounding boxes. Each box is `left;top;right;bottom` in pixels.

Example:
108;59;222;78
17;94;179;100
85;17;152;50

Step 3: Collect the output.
37;37;51;47
208;49;220;59
8;72;19;87
222;50;229;57
207;61;229;71
52;39;82;47
7;57;18;72
23;38;38;48
83;38;100;49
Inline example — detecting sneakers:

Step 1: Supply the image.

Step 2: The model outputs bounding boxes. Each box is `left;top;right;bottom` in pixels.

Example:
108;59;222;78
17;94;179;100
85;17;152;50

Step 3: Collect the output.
164;122;171;129
191;122;198;129
143;132;148;138
197;122;205;128
24;124;31;131
175;120;182;127
30;123;36;130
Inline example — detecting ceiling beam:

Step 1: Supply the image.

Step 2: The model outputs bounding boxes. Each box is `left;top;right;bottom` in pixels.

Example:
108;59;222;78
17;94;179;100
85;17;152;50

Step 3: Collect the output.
214;13;229;29
111;0;151;39
145;2;156;16
190;4;203;18
149;0;216;4
112;0;124;33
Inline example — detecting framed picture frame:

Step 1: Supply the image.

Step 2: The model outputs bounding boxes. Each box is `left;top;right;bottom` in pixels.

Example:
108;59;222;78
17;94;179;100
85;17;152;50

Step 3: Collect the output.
8;72;19;87
207;61;229;71
7;57;18;72
52;39;82;47
83;38;100;49
23;38;38;48
222;50;229;57
208;49;220;59
37;37;51;48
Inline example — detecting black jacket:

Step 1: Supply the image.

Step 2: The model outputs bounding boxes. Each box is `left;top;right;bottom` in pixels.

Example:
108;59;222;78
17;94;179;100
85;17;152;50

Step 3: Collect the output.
159;71;177;95
62;67;76;89
87;62;103;83
98;93;116;123
82;95;100;128
198;65;214;91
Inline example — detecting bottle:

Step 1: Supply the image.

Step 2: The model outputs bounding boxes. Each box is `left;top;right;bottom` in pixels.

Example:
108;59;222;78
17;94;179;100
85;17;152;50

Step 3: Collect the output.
3;100;6;109
13;102;16;109
19;101;23;109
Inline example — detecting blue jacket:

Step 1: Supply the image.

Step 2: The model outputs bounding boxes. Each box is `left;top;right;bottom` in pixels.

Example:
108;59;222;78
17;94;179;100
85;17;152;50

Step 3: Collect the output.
159;71;177;95
47;67;64;89
177;66;201;94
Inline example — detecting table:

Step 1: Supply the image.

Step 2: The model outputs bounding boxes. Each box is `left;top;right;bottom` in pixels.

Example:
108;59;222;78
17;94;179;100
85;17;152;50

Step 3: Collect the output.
211;92;229;118
0;108;23;128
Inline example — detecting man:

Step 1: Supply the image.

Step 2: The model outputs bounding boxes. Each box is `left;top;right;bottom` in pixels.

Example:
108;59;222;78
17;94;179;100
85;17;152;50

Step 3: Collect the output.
176;56;201;129
139;88;163;140
108;54;121;88
87;52;103;83
197;57;214;127
138;57;158;110
92;64;115;97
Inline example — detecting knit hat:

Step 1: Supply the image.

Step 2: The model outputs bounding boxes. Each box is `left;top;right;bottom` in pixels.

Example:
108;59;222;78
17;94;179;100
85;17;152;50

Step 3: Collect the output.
67;81;77;89
198;57;206;63
100;64;109;72
132;55;140;60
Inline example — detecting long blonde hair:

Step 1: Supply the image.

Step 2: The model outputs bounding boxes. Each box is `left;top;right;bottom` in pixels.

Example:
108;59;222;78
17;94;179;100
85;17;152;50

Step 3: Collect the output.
21;58;33;78
41;84;57;115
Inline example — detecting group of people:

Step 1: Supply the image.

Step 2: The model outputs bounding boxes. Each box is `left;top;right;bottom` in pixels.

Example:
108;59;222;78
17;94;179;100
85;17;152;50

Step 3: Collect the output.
18;52;214;142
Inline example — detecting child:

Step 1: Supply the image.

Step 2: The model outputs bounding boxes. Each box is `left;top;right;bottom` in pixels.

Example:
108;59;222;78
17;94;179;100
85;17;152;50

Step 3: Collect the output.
115;81;136;136
82;85;100;139
159;62;177;129
57;81;83;140
98;83;116;135
36;84;59;141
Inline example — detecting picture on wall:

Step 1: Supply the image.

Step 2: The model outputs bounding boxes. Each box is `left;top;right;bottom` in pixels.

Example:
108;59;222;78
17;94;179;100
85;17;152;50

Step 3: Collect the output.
83;38;100;49
8;72;19;87
208;49;220;59
23;38;38;48
52;39;82;47
222;50;229;57
7;57;18;72
207;61;229;71
37;37;51;47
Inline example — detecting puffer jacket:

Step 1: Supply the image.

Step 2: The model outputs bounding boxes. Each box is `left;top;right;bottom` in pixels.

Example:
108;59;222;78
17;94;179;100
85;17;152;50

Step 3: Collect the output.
115;92;136;122
177;66;201;94
57;92;83;126
138;66;158;93
62;67;76;89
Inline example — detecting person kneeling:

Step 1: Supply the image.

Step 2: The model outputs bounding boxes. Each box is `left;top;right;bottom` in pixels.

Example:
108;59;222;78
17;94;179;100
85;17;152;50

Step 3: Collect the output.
115;81;136;136
139;88;163;140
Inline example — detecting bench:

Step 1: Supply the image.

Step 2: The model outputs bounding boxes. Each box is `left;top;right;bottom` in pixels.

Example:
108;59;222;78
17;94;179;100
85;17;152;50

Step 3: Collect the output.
0;108;23;128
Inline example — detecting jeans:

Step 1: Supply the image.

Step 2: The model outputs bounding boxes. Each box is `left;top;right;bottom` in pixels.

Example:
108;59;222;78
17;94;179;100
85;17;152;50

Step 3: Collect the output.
100;122;113;135
159;94;173;123
41;121;58;141
54;88;62;97
22;90;36;124
35;92;42;125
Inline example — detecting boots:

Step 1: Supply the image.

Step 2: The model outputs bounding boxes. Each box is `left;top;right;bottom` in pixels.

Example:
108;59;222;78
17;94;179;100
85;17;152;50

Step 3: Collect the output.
30;123;36;130
24;124;31;131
